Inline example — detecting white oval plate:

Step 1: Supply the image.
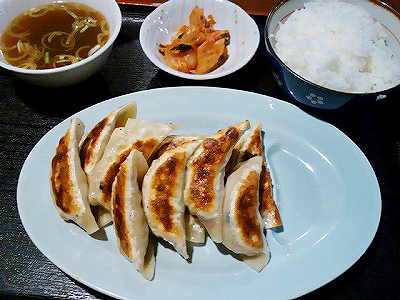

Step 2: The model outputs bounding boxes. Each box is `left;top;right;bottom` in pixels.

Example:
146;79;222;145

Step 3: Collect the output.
139;0;260;79
17;87;381;300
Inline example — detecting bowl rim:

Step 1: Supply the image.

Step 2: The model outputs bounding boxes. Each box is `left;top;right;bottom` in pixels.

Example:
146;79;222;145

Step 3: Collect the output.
139;0;260;80
264;0;400;96
0;0;122;75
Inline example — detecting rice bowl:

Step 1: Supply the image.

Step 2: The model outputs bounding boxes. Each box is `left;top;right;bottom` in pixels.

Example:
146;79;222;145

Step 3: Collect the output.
265;0;400;109
272;0;400;93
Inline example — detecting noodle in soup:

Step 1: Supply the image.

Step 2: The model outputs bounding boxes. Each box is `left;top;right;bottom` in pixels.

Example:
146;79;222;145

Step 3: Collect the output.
0;2;109;69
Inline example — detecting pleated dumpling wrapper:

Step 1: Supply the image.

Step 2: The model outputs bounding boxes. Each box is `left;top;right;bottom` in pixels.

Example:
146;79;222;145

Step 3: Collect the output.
150;134;205;161
79;102;137;178
89;118;174;210
223;156;270;272
142;140;203;259
50;118;99;234
227;122;282;229
111;149;155;280
184;120;250;243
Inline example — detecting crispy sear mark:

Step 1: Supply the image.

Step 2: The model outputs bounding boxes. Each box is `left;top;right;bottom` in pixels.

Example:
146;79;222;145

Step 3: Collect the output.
150;154;184;232
112;166;132;256
242;124;281;227
245;130;263;156
259;164;281;226
225;127;239;141
100;147;131;205
79;118;108;169
235;170;263;249
100;138;158;207
132;139;159;161
189;127;239;211
51;131;79;214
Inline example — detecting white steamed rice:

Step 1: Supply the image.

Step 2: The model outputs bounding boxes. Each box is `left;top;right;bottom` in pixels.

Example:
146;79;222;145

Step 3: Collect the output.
273;0;400;93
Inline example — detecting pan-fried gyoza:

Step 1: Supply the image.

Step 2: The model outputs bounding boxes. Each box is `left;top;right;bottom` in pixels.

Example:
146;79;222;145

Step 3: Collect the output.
183;120;250;243
49;102;282;279
142;140;202;259
223;156;270;272
226;122;282;229
111;149;155;280
50;118;98;234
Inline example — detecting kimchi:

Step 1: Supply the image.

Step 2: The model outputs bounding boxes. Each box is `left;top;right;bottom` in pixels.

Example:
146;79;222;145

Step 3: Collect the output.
158;6;230;74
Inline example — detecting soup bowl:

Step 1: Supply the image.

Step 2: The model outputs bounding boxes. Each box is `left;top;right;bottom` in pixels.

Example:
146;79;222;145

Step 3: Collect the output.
265;0;400;109
0;0;122;87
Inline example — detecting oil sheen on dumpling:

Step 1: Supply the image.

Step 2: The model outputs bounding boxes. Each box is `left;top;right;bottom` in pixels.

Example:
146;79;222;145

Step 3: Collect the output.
79;102;136;177
142;140;202;259
184;120;250;243
222;156;270;272
89;119;174;210
111;149;155;280
228;122;282;229
50;118;99;234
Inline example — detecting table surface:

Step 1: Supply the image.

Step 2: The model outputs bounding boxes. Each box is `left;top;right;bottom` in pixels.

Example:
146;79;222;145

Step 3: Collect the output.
1;3;400;300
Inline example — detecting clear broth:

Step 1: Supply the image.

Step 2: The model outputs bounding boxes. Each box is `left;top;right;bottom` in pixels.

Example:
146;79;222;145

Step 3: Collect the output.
0;2;109;69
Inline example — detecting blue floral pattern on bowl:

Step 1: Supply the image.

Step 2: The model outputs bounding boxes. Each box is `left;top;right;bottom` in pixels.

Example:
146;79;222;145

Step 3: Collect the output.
306;93;324;105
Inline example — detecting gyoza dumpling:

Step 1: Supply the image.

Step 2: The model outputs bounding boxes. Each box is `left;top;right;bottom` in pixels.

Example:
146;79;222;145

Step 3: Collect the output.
111;149;155;280
142;140;202;259
150;134;207;243
79;102;136;177
89;119;174;210
50;118;99;234
184;120;250;243
227;122;282;229
222;156;270;272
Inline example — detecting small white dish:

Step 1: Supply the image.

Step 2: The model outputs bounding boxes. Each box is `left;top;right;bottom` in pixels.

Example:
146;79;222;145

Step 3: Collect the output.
139;0;260;80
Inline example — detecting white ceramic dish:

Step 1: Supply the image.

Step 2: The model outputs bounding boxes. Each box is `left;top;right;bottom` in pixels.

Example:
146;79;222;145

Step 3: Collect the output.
17;87;381;300
139;0;260;80
0;0;122;87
